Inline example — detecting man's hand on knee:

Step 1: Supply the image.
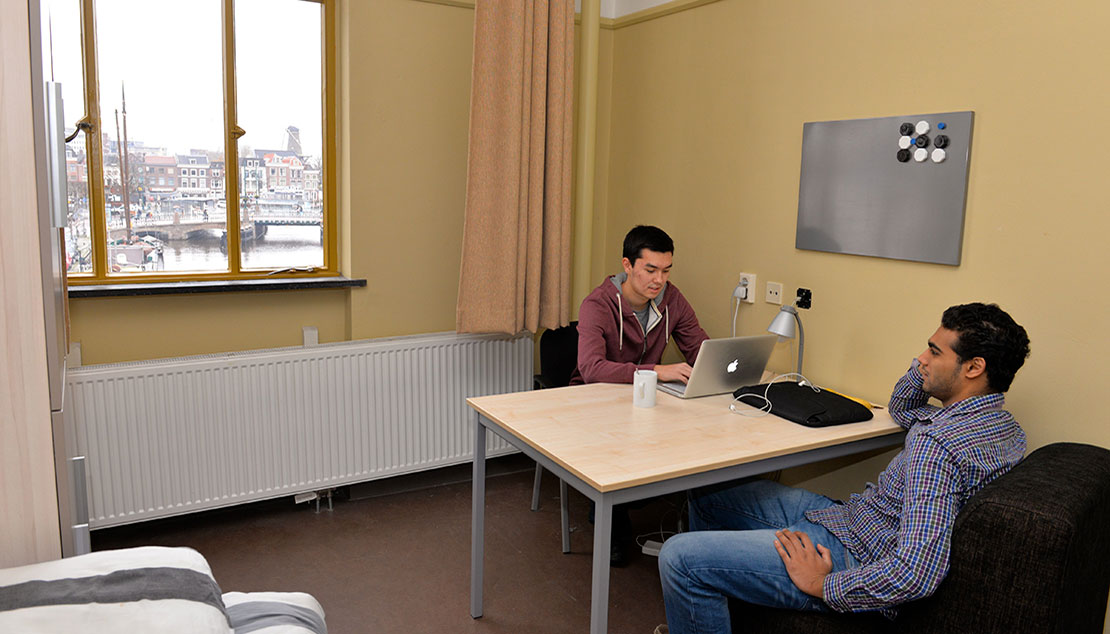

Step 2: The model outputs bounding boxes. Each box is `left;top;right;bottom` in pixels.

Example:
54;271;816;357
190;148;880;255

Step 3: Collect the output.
773;529;832;599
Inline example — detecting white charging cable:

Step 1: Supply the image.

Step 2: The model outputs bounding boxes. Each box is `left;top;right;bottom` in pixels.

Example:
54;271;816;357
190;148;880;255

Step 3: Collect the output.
730;280;749;337
729;372;821;417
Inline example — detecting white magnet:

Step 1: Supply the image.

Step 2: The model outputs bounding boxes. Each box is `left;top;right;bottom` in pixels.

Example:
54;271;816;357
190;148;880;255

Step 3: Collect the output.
914;148;928;162
915;120;930;135
931;148;947;163
898;136;912;149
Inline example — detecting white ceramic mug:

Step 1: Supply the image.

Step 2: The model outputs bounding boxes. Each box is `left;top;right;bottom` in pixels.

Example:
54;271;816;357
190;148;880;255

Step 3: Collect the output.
633;370;658;408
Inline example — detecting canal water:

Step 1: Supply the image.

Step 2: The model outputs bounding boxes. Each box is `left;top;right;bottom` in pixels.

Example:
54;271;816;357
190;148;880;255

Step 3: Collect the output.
165;224;323;271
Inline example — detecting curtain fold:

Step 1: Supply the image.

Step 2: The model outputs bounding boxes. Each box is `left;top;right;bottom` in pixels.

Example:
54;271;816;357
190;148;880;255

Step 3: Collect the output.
456;0;574;335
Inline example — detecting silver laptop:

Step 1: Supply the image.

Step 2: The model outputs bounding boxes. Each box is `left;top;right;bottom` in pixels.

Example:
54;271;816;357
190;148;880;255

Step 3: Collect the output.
657;334;777;398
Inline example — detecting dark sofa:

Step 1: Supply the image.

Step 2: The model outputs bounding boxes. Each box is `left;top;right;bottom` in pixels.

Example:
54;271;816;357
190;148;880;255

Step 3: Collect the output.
730;442;1110;634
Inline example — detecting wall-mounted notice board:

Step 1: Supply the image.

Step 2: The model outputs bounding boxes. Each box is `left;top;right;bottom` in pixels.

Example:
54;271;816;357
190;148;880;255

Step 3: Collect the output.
796;111;974;266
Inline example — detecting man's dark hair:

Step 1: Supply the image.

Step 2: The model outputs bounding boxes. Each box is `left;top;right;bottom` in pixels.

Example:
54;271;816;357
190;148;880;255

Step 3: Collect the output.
622;225;674;264
941;303;1030;393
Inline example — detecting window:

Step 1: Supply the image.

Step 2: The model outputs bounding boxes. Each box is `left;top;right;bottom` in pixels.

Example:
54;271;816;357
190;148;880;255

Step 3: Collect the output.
54;0;335;283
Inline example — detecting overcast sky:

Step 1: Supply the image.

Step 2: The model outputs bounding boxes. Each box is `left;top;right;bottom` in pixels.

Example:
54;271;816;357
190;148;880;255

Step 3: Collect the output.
47;0;323;158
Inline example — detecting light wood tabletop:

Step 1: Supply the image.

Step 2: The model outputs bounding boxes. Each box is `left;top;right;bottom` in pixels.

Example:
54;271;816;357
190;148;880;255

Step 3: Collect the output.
467;382;904;494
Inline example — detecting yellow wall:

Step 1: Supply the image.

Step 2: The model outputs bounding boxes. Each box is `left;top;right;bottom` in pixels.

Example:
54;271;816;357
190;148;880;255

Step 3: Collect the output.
344;0;475;339
601;6;1110;621
603;0;1110;459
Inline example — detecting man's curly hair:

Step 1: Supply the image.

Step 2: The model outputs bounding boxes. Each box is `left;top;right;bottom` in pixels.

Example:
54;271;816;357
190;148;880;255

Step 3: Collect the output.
941;303;1030;393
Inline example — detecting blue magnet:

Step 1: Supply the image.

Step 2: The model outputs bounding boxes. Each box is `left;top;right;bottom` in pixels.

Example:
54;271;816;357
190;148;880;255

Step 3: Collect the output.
938;122;947;130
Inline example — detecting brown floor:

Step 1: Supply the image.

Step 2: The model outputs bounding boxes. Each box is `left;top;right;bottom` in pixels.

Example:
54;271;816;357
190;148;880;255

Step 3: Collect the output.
93;454;683;634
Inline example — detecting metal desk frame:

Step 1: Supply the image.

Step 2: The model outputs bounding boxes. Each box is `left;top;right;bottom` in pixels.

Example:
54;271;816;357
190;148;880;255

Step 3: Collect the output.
470;409;906;634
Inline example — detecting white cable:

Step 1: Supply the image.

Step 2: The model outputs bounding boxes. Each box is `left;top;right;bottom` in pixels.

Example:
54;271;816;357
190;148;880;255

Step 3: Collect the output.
730;281;748;337
634;496;685;548
731;297;740;337
729;372;821;417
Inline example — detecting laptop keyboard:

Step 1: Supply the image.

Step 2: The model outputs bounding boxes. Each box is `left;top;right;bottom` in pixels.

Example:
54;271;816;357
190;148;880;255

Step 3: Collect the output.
659;381;686;395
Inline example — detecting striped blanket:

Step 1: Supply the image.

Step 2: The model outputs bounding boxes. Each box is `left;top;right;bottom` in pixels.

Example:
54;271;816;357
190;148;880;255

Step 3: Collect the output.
0;547;326;634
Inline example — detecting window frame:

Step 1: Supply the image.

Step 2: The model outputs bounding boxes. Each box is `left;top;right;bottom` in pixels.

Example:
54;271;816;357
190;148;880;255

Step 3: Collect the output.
69;0;338;285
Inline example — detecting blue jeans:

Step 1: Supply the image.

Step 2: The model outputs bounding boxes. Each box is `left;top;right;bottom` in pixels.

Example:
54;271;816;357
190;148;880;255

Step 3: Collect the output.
658;480;858;634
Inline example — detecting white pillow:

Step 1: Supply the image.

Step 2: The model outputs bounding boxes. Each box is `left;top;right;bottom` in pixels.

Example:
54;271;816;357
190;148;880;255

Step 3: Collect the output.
0;546;231;634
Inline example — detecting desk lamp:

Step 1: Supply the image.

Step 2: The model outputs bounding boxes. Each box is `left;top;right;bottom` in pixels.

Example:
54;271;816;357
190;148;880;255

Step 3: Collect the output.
767;288;811;376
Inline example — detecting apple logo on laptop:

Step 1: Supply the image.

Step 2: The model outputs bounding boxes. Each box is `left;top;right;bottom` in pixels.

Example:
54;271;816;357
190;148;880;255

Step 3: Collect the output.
727;359;739;373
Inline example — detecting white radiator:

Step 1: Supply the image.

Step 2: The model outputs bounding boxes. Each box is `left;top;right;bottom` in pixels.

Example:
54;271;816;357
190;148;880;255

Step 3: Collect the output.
65;332;532;529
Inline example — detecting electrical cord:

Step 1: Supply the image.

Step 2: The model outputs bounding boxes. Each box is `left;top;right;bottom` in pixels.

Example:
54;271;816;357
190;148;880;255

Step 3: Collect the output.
634;497;687;550
729;372;821;417
730;280;749;337
731;297;740;337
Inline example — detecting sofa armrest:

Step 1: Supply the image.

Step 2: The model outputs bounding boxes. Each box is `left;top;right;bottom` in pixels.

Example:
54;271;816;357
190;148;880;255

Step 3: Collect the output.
896;443;1110;634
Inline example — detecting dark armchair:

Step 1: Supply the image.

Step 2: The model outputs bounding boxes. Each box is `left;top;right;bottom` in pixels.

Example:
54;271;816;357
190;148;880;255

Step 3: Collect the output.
730;442;1110;634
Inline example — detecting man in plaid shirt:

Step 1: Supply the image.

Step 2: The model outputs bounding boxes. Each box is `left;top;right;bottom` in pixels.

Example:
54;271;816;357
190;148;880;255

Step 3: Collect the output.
656;303;1031;634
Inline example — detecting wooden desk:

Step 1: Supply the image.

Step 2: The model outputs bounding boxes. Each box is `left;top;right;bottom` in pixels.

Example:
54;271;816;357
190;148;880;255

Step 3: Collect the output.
467;383;906;634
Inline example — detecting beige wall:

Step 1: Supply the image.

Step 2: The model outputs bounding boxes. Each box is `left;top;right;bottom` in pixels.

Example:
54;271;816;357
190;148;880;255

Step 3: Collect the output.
602;6;1110;621
344;0;475;339
604;0;1110;458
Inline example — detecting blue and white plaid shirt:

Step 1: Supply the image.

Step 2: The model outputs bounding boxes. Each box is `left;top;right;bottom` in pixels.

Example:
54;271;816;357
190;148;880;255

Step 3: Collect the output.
805;360;1025;618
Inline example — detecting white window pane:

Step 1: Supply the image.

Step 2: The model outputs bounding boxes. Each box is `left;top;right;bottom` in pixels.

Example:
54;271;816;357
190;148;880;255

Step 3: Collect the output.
235;0;324;271
95;0;227;274
46;0;93;274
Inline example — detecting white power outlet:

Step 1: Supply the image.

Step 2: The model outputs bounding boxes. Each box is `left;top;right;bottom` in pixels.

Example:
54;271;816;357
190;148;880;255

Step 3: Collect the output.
766;281;783;304
738;273;756;304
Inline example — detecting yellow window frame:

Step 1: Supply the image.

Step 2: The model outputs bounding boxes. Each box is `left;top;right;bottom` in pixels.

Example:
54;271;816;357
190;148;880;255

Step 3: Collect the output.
69;0;338;285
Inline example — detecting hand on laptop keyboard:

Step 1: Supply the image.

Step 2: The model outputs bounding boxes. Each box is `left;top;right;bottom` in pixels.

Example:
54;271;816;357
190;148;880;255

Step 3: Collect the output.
655;362;692;384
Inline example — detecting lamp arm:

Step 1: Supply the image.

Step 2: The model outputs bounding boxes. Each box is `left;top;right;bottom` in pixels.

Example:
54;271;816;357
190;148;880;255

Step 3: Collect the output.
794;310;805;376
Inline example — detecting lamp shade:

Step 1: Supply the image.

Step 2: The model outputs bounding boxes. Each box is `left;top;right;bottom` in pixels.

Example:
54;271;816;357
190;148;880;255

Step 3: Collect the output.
766;305;804;376
767;306;797;339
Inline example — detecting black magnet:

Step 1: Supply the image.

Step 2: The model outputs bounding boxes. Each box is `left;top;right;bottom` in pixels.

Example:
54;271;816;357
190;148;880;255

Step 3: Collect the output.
915;134;930;148
897;149;912;162
900;122;915;136
934;134;949;148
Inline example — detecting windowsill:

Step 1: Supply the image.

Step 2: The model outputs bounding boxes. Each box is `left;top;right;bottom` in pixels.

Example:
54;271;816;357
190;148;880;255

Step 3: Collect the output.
68;276;366;298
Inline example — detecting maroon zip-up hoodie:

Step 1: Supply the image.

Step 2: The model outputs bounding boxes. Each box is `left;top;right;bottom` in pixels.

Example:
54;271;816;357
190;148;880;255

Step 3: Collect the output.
569;274;709;384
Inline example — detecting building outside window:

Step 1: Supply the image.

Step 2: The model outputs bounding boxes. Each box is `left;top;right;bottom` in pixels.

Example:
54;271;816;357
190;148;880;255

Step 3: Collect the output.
50;0;334;282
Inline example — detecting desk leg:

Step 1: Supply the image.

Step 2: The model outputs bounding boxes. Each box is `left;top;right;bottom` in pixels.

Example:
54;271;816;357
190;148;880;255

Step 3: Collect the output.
470;410;485;619
560;479;570;554
590;496;612;634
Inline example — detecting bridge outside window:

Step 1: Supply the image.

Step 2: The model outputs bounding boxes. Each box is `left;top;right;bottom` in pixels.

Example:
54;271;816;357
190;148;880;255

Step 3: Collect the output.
50;0;335;283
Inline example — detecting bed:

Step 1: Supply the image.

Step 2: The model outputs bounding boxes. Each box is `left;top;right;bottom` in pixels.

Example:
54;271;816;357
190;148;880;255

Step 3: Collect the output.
0;546;326;633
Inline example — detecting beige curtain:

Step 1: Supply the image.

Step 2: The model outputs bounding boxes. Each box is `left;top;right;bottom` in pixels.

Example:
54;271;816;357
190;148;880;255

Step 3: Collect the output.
456;0;574;335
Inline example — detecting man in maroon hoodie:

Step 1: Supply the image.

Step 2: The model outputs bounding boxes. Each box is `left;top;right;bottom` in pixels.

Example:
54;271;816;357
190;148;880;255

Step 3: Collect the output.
570;225;709;386
569;225;710;566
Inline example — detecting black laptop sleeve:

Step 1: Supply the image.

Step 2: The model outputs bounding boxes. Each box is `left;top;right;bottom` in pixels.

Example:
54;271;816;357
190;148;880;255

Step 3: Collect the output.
732;382;874;427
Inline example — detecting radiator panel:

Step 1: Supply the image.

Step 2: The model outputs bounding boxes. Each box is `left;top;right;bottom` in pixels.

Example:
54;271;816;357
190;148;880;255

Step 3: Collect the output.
65;332;532;528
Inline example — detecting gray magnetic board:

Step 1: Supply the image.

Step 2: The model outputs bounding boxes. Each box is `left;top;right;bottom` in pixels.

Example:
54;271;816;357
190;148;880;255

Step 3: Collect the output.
796;111;974;266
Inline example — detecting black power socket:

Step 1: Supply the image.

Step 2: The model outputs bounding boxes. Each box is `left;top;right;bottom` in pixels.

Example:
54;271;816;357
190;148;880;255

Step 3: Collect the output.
796;288;812;309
